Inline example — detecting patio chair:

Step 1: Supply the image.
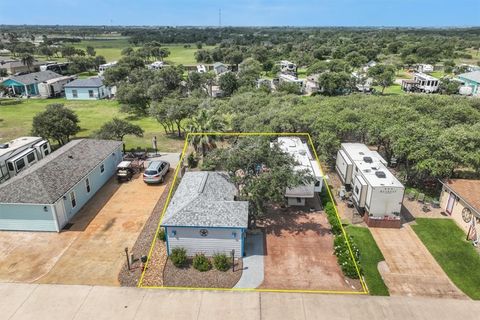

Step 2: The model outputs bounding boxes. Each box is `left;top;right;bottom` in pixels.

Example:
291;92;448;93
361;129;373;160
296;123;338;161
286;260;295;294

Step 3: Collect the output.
417;193;425;203
422;203;431;213
407;191;416;201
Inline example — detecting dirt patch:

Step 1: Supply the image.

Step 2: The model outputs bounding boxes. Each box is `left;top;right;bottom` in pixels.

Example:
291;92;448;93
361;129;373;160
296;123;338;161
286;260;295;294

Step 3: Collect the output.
163;258;243;288
118;171;173;287
258;201;362;291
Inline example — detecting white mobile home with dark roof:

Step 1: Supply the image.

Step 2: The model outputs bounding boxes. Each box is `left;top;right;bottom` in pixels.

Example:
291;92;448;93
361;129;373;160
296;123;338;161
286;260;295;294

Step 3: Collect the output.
336;143;404;219
0;139;123;232
162;171;248;259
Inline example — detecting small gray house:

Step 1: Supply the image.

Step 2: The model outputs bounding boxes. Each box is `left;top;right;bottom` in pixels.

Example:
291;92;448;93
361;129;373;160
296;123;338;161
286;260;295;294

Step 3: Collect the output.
0;139;123;232
162;171;248;258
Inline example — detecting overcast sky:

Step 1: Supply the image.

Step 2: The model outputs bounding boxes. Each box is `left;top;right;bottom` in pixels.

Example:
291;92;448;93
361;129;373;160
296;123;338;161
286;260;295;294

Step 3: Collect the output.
0;0;479;26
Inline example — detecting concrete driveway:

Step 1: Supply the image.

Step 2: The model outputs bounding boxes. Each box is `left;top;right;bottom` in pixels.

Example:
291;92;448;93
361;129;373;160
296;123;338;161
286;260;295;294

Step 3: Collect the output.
259;205;361;291
0;173;169;286
370;225;465;298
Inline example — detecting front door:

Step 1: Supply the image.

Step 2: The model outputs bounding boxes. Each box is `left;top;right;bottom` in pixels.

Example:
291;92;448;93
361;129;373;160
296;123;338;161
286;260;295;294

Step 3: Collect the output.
446;193;455;215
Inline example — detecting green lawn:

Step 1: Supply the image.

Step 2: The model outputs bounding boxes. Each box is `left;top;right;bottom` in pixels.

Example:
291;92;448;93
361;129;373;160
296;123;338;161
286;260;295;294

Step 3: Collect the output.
0;98;185;152
346;226;390;296
412;218;480;300
74;38;214;65
373;84;404;96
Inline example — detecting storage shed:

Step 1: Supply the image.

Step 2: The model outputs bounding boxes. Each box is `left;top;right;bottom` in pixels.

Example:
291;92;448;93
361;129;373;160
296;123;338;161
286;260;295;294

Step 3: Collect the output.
0;139;123;232
162;171;249;259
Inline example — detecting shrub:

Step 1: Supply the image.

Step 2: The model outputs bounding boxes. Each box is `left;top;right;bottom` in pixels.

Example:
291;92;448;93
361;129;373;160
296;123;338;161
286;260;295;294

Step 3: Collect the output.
324;201;342;235
187;152;198;168
193;253;212;272
334;234;362;279
213;253;231;271
157;228;166;242
170;248;188;268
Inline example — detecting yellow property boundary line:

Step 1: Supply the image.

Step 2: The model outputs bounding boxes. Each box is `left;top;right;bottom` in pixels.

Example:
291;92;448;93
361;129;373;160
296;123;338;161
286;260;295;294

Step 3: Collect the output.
138;132;369;295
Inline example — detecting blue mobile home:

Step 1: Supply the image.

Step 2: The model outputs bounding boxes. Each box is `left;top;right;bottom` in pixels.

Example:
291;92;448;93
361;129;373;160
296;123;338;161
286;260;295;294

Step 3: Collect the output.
1;70;61;96
0;139;123;232
64;77;111;100
162;171;249;259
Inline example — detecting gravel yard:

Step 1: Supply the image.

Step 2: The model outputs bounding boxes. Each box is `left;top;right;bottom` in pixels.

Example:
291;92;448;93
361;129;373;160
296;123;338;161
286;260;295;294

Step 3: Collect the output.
118;172;173;287
163;258;243;288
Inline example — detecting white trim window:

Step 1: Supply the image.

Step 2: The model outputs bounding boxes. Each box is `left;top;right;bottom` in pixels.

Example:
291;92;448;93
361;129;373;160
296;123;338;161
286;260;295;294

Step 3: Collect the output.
85;178;91;193
72;89;78;98
70;191;76;208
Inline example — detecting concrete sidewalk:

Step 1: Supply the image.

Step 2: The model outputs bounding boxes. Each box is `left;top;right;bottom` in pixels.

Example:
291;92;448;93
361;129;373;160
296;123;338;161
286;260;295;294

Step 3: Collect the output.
234;233;264;289
2;283;480;320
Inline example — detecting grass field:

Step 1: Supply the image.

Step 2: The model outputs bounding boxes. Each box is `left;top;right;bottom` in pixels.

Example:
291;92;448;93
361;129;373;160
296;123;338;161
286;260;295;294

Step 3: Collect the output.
373;83;404;96
412;218;480;300
346;226;390;296
0;98;185;152
74;38;214;64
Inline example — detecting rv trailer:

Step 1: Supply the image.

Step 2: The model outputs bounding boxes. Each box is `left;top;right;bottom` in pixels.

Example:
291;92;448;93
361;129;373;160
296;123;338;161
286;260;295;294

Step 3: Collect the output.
0;137;51;183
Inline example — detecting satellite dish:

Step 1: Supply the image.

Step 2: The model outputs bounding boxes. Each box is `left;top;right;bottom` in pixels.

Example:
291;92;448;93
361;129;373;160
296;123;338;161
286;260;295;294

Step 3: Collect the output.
462;207;472;223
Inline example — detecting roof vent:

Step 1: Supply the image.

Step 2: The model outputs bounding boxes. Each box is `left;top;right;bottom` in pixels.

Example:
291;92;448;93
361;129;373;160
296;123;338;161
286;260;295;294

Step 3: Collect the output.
359;152;365;155
363;156;373;163
68;155;73;159
375;171;386;178
0;143;9;149
371;167;378;170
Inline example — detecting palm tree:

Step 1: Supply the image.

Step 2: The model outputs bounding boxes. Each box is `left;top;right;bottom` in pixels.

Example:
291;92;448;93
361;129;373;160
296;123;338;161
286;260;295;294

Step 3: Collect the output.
188;108;226;157
21;54;35;71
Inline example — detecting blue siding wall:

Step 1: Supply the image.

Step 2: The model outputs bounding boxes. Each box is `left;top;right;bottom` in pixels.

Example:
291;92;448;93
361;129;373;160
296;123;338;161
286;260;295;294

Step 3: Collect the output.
60;145;122;221
0;203;56;231
65;86;108;100
0;145;123;232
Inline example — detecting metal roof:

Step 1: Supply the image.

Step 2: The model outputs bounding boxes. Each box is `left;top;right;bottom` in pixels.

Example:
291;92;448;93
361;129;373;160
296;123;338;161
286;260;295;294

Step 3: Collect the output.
0;139;122;204
161;171;249;228
276;137;322;198
64;77;104;88
457;71;480;84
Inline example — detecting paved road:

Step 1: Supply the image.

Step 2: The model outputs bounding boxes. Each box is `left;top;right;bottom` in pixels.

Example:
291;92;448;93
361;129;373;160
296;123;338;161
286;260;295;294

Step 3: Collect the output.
1;283;480;320
371;225;465;298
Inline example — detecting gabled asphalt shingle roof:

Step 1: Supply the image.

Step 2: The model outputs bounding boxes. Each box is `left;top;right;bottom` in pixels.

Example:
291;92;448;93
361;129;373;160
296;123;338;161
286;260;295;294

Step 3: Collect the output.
0;139;122;204
161;172;249;228
8;70;62;85
64;77;104;88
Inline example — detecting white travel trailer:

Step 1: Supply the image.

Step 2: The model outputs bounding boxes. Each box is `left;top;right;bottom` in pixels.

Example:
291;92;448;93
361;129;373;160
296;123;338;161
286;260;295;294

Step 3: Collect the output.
416;64;434;73
37;75;76;98
276;137;323;206
197;64;207;73
148;61;166;70
336;143;404;218
278;74;304;92
279;60;297;74
0;137;51;183
402;73;440;93
98;61;117;75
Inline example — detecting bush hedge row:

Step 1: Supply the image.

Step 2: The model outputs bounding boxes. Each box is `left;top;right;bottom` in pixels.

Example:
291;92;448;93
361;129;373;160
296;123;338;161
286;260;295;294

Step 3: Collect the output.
170;249;231;272
322;191;362;279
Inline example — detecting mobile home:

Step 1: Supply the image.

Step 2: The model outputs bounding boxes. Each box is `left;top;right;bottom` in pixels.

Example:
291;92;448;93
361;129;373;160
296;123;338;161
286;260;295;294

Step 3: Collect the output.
402;73;440;93
336;143;404;219
37;75;76;98
0;137;51;184
276;137;323;206
279;60;297;75
0;139;123;232
98;61;117;75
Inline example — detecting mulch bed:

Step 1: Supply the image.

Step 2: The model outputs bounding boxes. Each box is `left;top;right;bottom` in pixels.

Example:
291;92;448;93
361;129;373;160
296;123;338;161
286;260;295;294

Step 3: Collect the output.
163;258;243;288
118;173;173;287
